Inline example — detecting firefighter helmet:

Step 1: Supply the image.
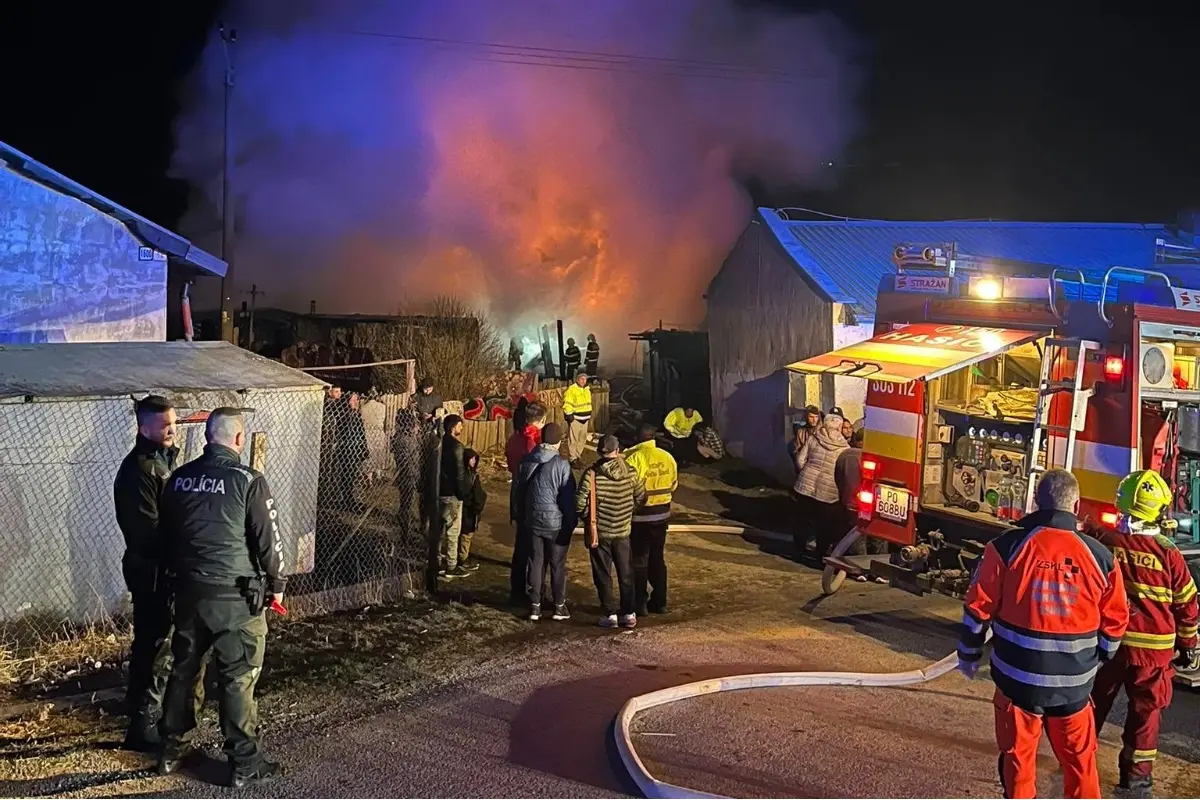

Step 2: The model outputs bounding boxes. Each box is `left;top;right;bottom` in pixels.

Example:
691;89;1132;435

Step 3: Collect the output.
1115;469;1173;522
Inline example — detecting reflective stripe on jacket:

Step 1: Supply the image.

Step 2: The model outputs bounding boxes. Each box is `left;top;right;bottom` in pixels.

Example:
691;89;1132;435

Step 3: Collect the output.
562;384;592;420
1097;524;1199;665
624;439;678;523
960;509;1129;713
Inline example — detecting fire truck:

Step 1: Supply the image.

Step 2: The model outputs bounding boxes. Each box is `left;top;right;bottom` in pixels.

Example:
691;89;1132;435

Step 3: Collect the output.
788;243;1200;618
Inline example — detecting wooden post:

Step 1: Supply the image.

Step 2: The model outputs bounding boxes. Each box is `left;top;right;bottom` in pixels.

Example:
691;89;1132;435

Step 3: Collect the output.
250;431;268;471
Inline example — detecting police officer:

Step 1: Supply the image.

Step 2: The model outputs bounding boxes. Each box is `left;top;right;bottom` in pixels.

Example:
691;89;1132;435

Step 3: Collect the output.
112;395;178;750
157;408;286;787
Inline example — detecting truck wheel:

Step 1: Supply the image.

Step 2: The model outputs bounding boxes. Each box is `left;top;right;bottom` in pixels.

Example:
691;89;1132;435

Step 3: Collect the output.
822;565;847;595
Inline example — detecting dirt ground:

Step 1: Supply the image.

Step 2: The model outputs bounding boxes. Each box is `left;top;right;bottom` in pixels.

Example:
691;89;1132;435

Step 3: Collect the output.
0;448;804;793
5;433;1195;797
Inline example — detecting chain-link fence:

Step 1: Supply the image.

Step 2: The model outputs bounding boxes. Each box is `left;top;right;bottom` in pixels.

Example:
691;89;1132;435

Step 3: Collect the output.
0;361;435;654
287;379;438;615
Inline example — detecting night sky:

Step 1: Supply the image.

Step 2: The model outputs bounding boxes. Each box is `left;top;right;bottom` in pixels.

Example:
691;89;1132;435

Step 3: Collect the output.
2;1;1196;233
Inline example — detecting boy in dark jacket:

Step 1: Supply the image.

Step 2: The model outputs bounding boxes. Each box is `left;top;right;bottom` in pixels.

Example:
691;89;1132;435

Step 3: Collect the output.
514;423;576;621
459;448;487;572
577;435;645;628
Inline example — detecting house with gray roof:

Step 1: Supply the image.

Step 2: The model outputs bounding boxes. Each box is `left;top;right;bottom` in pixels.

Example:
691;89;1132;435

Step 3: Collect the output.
706;207;1200;483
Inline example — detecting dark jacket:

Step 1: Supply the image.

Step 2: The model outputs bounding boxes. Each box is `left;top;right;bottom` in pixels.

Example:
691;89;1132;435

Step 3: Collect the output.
113;435;179;589
462;449;487;535
960;508;1128;714
160;444;287;595
834;447;863;511
416;391;443;421
575;455;644;540
585;340;600;365
439;434;470;500
515;443;576;537
564;344;582;369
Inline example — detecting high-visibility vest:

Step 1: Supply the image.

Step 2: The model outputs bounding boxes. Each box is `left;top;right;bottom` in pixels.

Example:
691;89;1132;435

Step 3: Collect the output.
624;440;678;522
562;384;592;420
664;408;702;438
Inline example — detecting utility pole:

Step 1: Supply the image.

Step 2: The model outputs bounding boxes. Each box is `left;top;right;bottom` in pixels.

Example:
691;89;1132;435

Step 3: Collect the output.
242;283;264;350
218;22;237;343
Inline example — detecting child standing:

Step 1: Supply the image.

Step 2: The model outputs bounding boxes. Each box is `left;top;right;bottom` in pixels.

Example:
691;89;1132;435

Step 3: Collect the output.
460;448;487;572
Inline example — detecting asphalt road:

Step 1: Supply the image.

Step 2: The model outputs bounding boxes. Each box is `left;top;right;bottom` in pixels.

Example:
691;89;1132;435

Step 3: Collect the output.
45;553;1186;799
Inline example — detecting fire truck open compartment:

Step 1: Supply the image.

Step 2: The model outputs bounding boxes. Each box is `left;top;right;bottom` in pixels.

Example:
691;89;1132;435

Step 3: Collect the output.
920;339;1043;529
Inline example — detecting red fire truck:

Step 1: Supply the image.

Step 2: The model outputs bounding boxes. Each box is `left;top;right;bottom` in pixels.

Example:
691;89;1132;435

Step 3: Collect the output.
788;244;1200;612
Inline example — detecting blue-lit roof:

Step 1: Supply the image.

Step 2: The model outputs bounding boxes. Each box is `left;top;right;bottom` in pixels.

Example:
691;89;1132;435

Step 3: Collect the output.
756;208;1200;317
0;141;226;278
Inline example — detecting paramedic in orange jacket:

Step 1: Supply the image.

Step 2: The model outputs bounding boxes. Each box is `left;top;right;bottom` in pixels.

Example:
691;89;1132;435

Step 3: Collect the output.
958;468;1129;800
1090;470;1199;798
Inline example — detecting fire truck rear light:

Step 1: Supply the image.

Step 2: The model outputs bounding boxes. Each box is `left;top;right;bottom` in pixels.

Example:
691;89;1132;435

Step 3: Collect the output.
861;458;878;476
1100;510;1119;527
857;490;874;506
1103;356;1124;382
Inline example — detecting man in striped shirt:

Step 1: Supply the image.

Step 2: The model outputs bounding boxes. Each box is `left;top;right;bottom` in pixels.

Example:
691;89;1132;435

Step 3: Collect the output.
1091;470;1199;798
958;469;1129;799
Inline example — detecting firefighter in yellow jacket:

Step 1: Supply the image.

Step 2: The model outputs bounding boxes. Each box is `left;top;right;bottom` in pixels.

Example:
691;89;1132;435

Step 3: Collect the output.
624;423;678;615
561;371;592;465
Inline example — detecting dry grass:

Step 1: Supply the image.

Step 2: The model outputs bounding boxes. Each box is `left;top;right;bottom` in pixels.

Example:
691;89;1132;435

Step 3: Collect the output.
1;621;128;698
352;295;506;399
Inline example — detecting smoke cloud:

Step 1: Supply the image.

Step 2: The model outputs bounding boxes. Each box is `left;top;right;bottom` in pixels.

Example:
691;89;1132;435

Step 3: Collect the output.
173;0;859;355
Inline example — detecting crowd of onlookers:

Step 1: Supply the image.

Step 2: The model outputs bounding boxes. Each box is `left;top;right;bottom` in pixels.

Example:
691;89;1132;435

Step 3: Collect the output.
318;370;743;625
491;385;682;626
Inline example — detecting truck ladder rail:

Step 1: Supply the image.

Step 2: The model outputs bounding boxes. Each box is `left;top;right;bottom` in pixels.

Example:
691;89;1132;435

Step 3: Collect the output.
1024;339;1100;512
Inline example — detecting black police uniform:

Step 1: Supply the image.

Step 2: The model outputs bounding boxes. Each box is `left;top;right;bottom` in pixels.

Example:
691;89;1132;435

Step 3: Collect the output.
113;434;179;743
157;443;286;782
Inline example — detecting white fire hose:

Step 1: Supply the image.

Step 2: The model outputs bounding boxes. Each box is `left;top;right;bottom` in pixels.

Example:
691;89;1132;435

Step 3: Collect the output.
607;524;968;799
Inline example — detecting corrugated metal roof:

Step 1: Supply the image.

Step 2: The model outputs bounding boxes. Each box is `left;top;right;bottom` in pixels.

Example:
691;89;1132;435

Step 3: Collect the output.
0;141;227;278
0;342;326;399
756;208;1200;317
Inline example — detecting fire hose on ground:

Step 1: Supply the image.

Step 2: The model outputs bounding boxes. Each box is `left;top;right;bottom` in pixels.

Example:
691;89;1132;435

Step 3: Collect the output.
605;523;969;799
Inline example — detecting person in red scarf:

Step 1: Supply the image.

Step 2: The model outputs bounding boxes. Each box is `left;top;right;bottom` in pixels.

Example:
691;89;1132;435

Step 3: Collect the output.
506;402;547;605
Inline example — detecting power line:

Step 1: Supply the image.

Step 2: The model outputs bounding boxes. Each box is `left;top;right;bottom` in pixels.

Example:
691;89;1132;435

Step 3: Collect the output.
260;26;823;85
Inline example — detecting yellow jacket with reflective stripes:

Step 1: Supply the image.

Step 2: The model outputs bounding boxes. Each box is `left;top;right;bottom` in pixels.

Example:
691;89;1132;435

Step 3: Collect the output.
562;384;592;419
664;408;702;439
624;440;678;522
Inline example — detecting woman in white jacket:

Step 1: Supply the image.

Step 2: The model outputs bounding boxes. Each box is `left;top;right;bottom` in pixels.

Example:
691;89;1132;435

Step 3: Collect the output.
793;413;849;562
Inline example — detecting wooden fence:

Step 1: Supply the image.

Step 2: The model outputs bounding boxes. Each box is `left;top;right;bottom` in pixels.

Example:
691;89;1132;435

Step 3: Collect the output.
370;385;609;454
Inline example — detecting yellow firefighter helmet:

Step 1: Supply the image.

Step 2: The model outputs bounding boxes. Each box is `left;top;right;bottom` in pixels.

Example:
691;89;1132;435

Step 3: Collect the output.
1115;469;1173;522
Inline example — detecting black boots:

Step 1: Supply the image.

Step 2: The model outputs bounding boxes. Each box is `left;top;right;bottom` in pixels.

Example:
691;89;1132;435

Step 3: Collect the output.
231;758;283;788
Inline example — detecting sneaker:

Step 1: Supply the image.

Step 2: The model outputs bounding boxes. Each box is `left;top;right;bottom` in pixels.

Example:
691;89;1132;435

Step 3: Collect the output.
461;560;480;572
230;758;283;789
599;614;619;628
529;604;541;621
157;744;192;776
552;604;570;621
447;565;471;579
619;613;638;629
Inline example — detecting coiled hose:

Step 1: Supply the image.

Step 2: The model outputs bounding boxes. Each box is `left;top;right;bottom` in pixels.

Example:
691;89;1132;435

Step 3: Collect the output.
608;524;966;799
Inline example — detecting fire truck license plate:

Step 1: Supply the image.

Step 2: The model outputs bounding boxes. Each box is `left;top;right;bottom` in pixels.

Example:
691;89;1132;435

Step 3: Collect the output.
876;486;910;523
